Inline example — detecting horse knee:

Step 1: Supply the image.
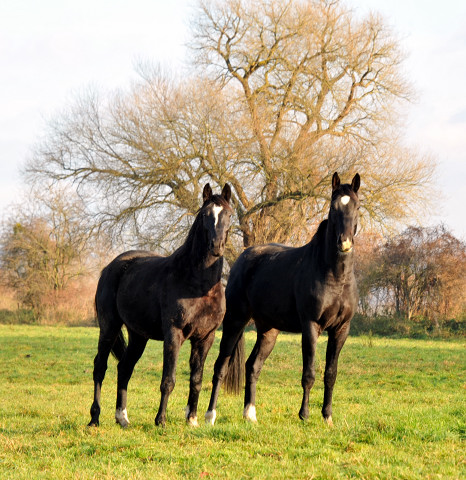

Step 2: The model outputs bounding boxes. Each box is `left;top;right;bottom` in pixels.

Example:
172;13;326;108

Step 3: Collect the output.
324;366;338;386
160;376;175;395
301;369;316;390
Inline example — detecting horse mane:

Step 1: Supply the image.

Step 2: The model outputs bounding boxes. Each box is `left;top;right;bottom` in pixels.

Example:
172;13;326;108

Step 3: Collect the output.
311;219;328;245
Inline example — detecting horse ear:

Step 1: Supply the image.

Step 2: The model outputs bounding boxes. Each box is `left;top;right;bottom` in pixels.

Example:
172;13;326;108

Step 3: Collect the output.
221;183;232;203
351;173;360;193
332;172;340;191
202;183;213;203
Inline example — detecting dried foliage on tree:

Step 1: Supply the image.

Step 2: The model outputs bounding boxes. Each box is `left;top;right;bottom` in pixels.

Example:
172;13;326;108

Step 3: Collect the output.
0;188;96;316
356;225;466;327
28;0;435;260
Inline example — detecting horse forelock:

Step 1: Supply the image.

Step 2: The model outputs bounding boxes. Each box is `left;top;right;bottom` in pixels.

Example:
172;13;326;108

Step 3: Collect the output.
203;194;232;212
331;184;357;201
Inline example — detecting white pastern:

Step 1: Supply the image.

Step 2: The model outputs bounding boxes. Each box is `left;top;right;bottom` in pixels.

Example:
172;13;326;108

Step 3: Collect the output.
243;404;257;423
205;409;217;426
340;195;350;205
115;408;130;428
212;205;223;226
185;406;199;427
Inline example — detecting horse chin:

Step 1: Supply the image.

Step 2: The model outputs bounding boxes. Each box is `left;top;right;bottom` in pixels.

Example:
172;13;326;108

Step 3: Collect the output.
337;246;353;254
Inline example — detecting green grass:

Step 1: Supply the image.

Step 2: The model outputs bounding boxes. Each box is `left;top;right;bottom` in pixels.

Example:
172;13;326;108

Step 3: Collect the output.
0;325;464;479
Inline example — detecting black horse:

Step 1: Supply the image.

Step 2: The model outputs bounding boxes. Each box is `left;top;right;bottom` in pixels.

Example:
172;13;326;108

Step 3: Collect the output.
88;183;232;428
205;173;360;426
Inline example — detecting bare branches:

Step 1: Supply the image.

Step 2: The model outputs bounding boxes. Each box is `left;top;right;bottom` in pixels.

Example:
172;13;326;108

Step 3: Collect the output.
27;0;435;258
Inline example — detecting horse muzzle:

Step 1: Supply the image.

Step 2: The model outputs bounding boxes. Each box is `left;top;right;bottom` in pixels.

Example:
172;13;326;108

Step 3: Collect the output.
210;241;225;257
337;238;353;253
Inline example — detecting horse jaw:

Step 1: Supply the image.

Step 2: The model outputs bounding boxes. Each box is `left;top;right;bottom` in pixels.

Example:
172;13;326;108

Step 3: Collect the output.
115;408;130;428
205;409;217;426
243;404;257;423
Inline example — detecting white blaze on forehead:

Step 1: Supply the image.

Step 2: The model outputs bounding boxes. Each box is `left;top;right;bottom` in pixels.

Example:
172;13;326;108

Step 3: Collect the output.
340;195;350;205
212;205;223;226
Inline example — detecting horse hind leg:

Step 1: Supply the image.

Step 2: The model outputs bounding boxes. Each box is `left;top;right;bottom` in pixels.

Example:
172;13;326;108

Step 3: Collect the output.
114;328;148;428
88;320;123;427
243;328;279;423
205;308;248;426
185;331;216;427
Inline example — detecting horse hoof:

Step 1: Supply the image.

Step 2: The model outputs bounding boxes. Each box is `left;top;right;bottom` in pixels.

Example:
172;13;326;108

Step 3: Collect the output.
187;416;199;427
324;416;334;427
87;420;99;427
155;416;165;427
299;410;309;421
184;406;199;427
205;410;216;426
243;404;257;423
115;408;130;428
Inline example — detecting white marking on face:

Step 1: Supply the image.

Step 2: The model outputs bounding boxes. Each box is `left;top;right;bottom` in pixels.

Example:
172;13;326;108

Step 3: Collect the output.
243;403;257;423
341;195;350;205
212;205;223;226
341;238;353;252
205;409;217;426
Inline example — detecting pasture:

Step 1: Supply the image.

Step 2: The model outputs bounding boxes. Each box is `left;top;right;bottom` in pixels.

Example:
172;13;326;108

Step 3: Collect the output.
0;325;464;479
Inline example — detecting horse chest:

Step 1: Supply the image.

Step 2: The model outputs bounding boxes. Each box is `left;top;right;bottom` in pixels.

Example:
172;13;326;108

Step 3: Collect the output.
315;282;355;328
176;284;226;333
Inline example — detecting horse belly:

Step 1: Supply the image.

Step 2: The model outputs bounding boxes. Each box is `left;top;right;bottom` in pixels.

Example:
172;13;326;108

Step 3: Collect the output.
116;275;165;340
249;287;301;333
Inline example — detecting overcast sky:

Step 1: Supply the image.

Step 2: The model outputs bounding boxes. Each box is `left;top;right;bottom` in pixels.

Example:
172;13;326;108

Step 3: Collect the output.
1;0;465;238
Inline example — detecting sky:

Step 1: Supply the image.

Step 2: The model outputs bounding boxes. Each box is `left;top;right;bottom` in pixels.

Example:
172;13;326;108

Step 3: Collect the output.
1;0;465;239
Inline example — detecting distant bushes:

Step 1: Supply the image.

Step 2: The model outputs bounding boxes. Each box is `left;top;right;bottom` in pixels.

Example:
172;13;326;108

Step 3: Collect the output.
351;313;466;338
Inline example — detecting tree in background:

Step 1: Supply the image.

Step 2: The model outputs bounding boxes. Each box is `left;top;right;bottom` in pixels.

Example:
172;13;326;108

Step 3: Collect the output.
356;225;466;328
0;187;96;317
28;0;435;261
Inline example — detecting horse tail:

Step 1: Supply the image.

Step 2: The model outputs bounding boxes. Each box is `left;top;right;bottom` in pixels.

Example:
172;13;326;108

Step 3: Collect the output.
94;253;137;362
224;330;245;395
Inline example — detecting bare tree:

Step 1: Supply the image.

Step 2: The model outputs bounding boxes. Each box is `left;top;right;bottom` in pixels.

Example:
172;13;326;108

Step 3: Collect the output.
0;187;95;315
28;0;435;259
358;225;466;325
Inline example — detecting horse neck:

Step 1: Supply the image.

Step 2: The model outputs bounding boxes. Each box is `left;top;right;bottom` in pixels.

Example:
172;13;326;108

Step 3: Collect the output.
321;220;354;280
176;218;223;286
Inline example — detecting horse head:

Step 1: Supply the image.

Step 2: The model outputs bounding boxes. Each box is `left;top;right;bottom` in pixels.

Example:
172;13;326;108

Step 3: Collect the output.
329;172;360;254
201;183;233;257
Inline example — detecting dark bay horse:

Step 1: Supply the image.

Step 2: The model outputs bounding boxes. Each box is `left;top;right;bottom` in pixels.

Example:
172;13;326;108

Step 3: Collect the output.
205;173;360;426
88;183;232;428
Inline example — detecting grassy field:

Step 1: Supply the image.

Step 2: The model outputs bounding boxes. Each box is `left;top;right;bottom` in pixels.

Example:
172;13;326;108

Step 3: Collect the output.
0;325;464;479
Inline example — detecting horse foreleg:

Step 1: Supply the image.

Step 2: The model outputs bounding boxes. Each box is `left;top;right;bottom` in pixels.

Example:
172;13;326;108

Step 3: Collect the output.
185;331;216;427
155;328;183;427
115;330;147;428
299;321;320;421
322;323;350;425
243;328;279;423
